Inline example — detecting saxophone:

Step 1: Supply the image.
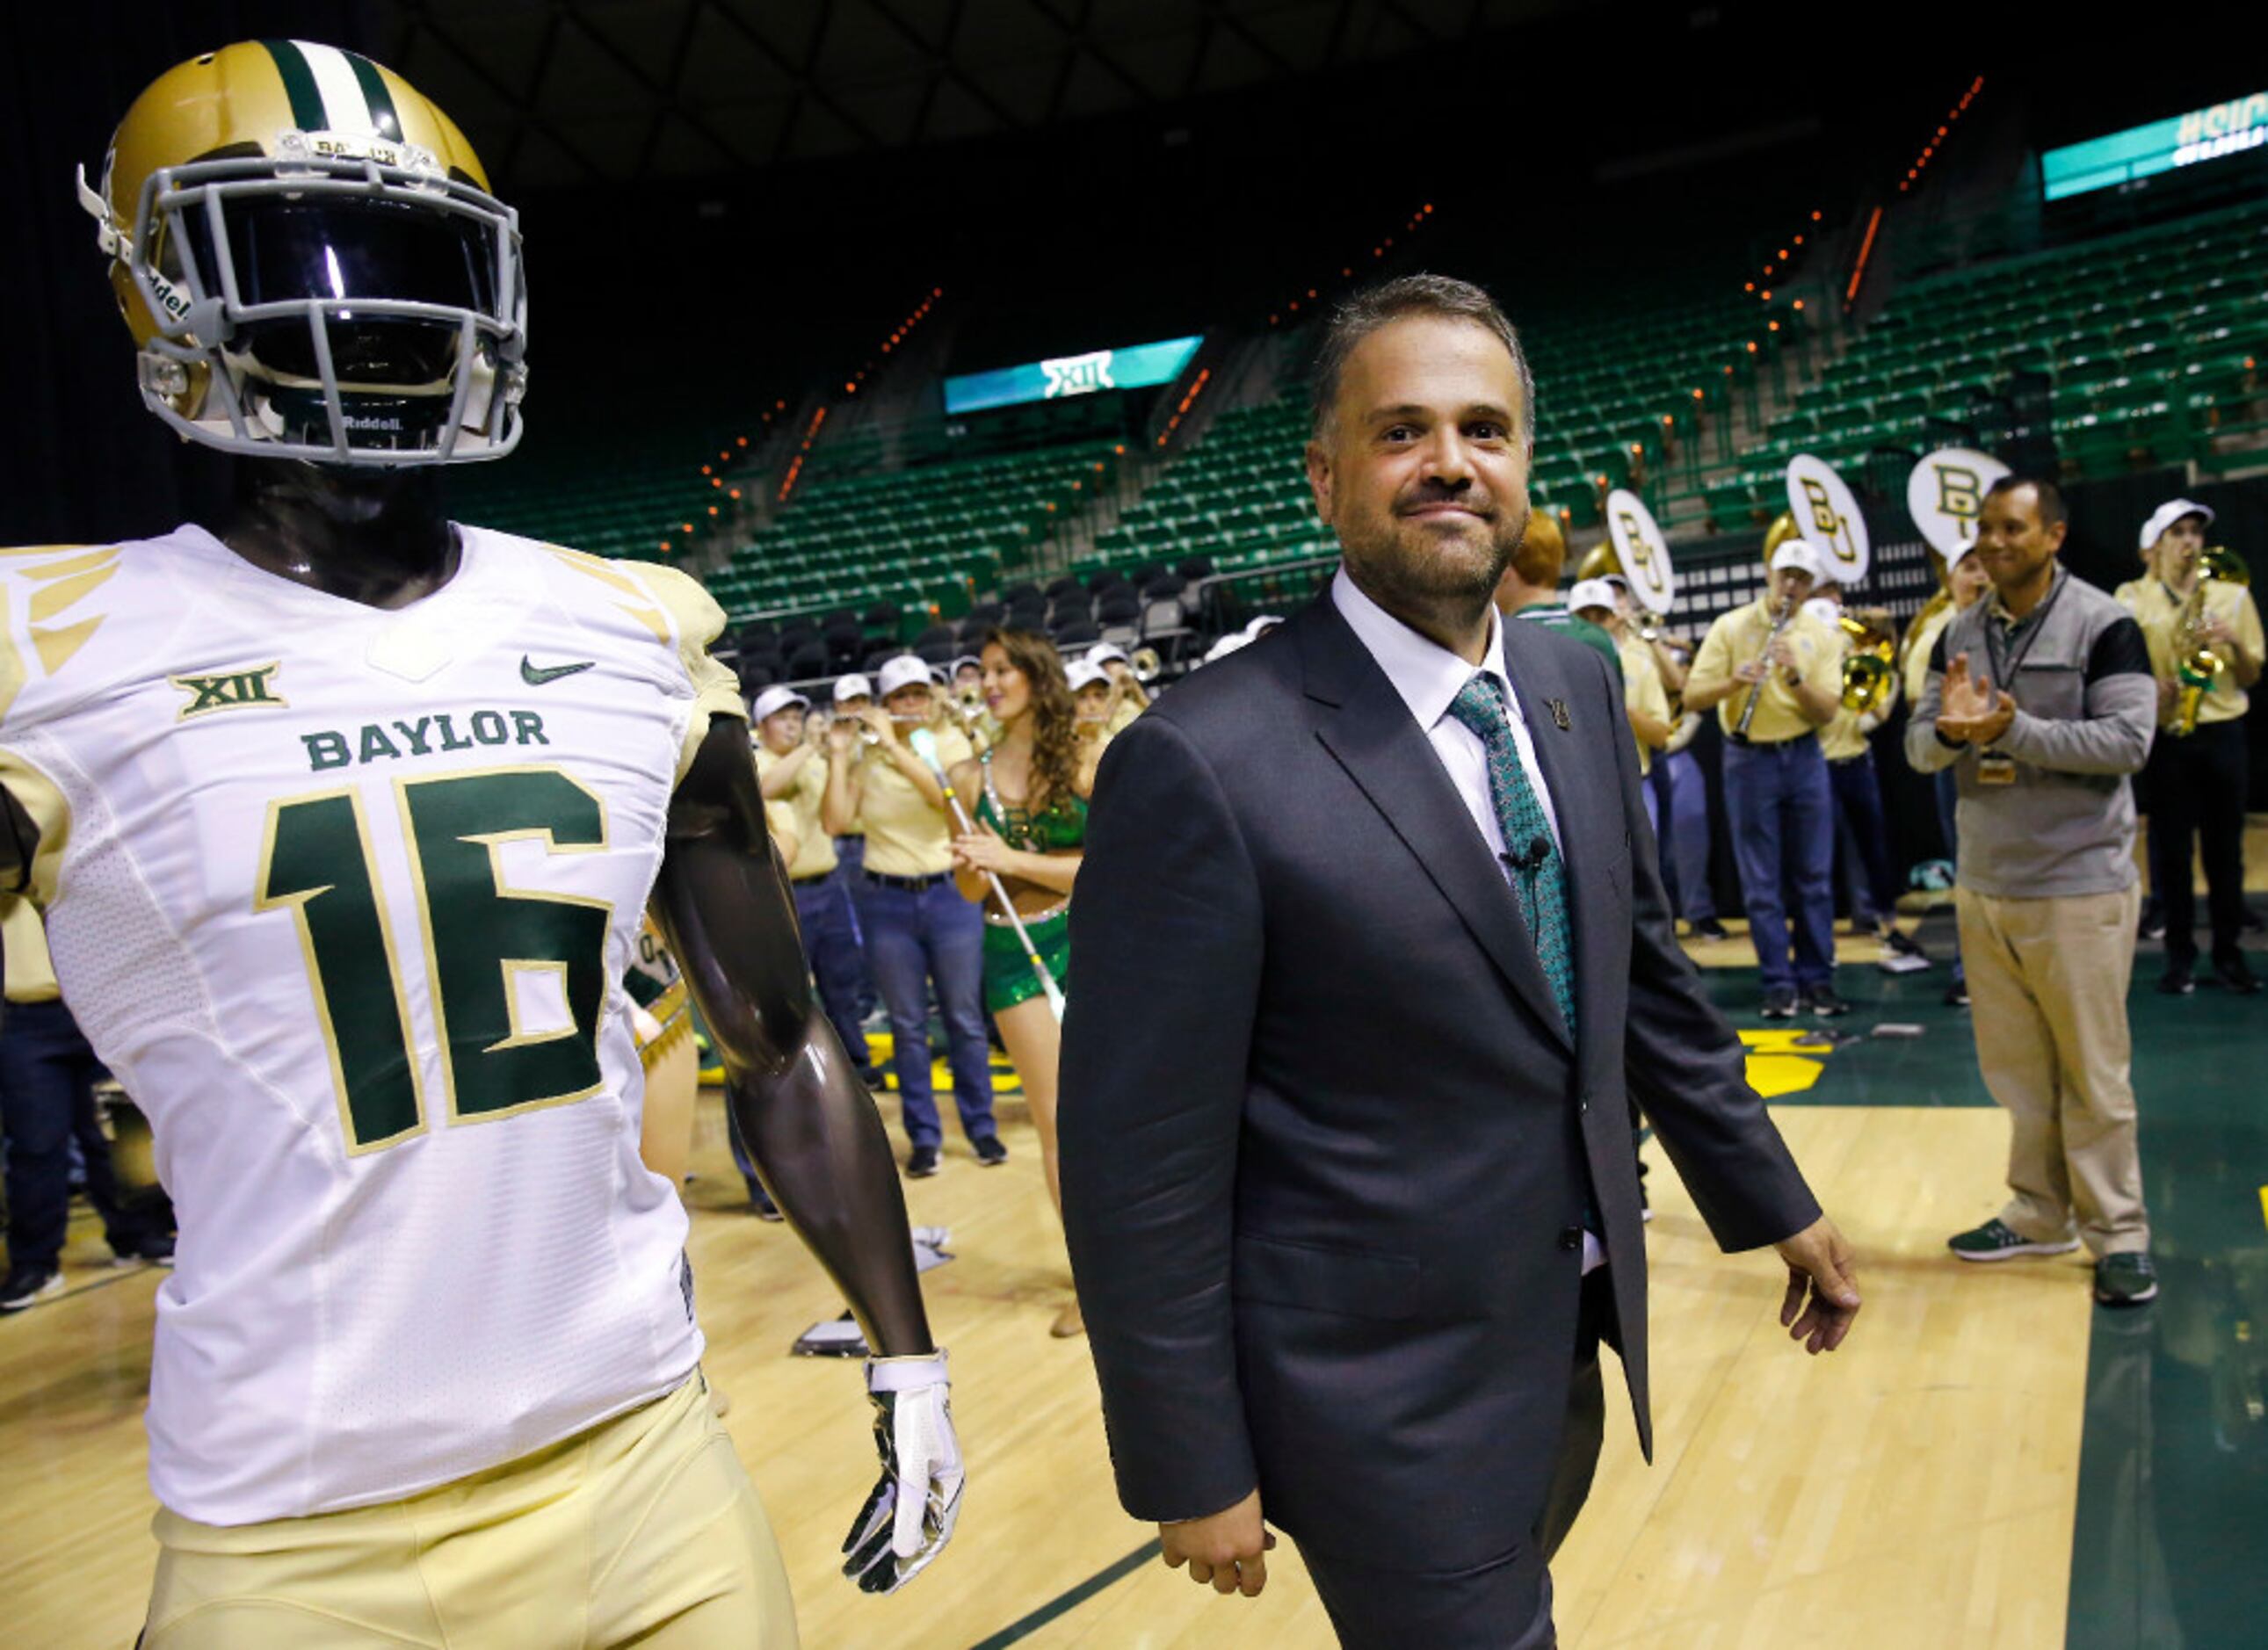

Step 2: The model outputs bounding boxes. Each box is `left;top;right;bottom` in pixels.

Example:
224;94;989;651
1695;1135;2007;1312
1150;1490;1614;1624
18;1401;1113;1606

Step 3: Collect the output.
2170;545;2251;737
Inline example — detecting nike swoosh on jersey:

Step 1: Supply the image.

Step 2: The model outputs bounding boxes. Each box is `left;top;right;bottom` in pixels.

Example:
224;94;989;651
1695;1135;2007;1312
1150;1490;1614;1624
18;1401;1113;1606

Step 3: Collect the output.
521;655;597;685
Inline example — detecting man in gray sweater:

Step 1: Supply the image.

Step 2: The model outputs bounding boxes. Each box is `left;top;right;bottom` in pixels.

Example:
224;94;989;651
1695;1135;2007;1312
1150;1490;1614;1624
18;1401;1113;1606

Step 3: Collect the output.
1906;475;2161;1308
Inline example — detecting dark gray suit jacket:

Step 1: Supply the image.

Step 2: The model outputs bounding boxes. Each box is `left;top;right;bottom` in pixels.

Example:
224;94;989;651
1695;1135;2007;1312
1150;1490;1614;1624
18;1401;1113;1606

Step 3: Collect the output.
1059;594;1820;1574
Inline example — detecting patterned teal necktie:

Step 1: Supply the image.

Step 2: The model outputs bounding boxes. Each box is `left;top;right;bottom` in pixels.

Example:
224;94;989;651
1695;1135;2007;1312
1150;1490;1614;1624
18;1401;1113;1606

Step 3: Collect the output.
1447;674;1576;1038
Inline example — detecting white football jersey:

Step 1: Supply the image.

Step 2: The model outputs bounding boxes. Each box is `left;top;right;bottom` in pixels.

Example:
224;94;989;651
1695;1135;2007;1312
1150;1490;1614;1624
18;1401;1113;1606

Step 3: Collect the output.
0;523;745;1524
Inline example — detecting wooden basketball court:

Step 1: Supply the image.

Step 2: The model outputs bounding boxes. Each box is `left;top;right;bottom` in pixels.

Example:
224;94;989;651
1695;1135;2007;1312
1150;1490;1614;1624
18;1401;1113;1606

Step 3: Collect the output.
0;1074;2090;1648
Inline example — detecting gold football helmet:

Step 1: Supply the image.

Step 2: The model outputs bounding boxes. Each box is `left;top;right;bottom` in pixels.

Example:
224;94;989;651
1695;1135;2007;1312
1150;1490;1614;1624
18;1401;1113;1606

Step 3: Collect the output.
77;40;525;464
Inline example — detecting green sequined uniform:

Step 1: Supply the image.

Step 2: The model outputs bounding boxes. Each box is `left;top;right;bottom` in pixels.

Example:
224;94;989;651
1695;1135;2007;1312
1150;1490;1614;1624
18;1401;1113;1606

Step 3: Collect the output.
974;762;1085;1013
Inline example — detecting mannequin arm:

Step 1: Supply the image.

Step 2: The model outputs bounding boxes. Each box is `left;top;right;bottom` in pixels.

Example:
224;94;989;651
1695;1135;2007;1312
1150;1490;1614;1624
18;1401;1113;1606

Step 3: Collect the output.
652;718;933;1357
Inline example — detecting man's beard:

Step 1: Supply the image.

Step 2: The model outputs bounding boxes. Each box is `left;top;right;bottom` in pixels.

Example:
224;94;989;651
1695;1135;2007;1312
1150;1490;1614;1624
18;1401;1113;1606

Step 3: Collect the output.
1339;487;1528;614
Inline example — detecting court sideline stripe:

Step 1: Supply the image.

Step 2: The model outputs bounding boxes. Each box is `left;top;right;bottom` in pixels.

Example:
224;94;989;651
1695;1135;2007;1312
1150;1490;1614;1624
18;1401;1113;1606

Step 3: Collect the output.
967;1539;1161;1649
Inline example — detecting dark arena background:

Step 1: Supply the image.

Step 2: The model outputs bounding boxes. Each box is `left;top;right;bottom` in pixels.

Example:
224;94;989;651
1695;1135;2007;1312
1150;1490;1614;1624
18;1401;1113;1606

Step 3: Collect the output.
2;4;2264;1646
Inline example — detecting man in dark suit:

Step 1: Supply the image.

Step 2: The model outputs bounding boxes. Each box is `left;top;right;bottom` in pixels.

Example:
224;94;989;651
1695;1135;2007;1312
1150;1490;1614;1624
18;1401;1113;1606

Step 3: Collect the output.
1059;275;1859;1648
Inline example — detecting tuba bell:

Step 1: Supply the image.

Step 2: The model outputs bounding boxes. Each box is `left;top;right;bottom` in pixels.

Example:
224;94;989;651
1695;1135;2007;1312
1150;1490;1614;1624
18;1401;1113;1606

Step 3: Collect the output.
1837;611;1897;715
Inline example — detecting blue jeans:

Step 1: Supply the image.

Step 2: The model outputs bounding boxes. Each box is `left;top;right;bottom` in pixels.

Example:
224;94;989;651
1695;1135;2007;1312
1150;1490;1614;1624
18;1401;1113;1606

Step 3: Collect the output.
1662;749;1716;923
1828;752;1899;926
833;836;879;1018
793;872;876;1078
856;875;996;1150
0;999;156;1270
1723;737;1837;994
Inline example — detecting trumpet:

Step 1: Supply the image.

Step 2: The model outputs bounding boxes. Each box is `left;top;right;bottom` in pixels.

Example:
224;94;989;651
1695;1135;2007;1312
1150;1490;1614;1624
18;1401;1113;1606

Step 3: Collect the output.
1127;647;1163;684
2171;544;2251;736
1735;594;1796;739
1837;612;1897;716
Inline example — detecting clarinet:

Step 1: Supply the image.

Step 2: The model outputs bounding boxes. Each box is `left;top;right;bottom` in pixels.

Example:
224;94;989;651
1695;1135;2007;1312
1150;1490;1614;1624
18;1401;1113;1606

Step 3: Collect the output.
1734;597;1795;740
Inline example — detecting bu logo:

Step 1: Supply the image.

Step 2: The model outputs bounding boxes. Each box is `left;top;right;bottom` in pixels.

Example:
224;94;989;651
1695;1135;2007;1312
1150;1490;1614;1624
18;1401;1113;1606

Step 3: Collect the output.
1041;350;1115;399
1616;511;1656;573
1797;477;1861;570
172;662;287;720
1933;463;1984;541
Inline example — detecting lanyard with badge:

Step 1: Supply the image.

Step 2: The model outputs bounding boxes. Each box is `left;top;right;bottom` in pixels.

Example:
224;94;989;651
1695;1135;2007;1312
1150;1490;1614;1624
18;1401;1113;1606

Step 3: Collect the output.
1974;568;2066;785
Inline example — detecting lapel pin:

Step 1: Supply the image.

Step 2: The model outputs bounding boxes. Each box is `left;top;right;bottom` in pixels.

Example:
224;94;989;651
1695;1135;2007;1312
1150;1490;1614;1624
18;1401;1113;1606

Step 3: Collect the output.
1547;698;1570;731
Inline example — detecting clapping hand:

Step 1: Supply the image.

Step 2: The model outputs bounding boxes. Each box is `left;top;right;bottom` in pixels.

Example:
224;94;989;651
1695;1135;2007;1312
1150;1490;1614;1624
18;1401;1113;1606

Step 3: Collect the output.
1772;1215;1861;1355
1936;652;2016;746
843;1352;964;1594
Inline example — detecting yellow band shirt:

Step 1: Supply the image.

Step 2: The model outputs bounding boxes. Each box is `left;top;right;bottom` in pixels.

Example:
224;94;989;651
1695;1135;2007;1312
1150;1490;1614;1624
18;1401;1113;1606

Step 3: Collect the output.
1686;597;1840;743
755;745;837;879
2120;577;2264;727
851;726;973;877
1613;634;1670;775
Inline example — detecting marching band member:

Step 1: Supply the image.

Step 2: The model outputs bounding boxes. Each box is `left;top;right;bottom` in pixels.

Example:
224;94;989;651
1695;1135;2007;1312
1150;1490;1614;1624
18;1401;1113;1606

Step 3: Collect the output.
949;630;1095;1338
1570;578;1671;827
1685;542;1845;1017
1907;543;1993;1003
755;685;883;1092
1811;583;1920;960
825;658;1004;1175
2122;500;2262;995
1086;643;1150;733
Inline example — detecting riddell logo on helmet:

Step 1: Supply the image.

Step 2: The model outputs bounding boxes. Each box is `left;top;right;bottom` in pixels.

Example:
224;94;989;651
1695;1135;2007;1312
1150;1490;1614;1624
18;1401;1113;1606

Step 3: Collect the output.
343;413;406;431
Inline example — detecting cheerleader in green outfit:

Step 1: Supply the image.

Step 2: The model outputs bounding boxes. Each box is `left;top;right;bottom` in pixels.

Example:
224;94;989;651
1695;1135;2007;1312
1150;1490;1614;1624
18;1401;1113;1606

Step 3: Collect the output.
948;627;1098;1337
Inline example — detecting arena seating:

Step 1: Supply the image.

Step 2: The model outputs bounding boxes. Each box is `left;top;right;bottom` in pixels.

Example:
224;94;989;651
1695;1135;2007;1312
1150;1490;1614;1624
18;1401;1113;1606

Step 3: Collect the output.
703;439;1124;638
1077;285;1797;596
448;427;733;563
1709;198;2268;529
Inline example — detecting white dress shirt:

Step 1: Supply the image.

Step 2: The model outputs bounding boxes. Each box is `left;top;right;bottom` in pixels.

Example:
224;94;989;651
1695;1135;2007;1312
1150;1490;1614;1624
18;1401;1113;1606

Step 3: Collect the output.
1331;568;1563;870
1330;568;1604;1273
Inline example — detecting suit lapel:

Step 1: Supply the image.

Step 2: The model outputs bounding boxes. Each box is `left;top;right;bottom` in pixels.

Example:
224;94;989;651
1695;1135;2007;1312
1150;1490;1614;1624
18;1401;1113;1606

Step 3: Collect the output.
1297;600;1576;1053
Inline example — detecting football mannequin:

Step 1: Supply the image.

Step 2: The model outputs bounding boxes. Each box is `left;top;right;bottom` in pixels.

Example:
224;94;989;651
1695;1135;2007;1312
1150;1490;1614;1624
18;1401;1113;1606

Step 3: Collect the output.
5;40;958;1646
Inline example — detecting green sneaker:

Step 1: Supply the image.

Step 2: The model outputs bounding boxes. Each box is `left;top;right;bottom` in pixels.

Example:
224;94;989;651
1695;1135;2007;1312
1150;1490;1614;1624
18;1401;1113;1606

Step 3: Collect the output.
1947;1218;2082;1263
2093;1251;2159;1307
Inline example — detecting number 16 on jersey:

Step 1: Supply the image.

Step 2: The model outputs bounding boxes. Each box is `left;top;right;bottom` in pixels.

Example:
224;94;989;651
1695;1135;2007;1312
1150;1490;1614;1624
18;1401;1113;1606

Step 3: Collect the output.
256;766;616;1154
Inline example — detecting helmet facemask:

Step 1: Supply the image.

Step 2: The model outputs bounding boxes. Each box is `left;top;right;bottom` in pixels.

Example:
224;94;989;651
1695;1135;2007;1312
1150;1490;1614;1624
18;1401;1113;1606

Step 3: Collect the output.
91;133;525;466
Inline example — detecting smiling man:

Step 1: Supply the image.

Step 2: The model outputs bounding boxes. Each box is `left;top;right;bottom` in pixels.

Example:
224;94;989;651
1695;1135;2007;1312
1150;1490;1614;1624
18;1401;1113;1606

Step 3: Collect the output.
1061;274;1859;1648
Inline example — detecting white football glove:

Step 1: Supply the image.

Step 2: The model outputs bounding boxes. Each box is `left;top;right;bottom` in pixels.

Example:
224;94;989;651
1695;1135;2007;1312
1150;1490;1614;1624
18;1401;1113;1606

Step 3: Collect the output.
842;1350;964;1594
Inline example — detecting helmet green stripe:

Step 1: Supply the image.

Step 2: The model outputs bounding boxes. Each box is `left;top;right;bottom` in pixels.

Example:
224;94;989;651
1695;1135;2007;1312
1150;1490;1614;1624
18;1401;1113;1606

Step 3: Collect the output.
344;52;402;142
257;39;330;134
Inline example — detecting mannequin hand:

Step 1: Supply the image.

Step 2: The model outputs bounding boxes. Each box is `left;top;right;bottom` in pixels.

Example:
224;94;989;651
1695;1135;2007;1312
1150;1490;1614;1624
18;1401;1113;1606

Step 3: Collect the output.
843;1352;963;1594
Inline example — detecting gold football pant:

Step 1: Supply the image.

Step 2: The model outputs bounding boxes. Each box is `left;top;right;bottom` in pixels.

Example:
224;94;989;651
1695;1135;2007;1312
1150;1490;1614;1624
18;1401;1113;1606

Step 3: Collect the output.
143;1372;797;1648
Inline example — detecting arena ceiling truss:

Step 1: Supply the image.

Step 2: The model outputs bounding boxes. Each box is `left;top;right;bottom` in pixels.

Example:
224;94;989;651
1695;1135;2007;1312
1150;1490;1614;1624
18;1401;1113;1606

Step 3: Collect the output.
376;0;1576;186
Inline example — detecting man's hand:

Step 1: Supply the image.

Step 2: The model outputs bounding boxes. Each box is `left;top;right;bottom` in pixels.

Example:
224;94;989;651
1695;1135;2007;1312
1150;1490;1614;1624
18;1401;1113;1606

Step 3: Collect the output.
843;1352;965;1594
1734;658;1770;684
1161;1488;1275;1598
1773;1216;1861;1354
1936;653;2017;746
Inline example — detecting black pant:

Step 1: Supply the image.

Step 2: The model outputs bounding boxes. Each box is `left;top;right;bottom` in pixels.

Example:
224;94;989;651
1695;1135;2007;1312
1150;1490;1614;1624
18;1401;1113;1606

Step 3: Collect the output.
0;999;150;1271
1301;1270;1613;1649
2146;720;2249;969
1828;752;1900;926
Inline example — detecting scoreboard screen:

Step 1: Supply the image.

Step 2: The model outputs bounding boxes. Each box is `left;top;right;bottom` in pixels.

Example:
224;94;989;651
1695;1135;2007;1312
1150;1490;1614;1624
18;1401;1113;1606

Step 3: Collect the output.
945;336;1204;416
2043;91;2268;201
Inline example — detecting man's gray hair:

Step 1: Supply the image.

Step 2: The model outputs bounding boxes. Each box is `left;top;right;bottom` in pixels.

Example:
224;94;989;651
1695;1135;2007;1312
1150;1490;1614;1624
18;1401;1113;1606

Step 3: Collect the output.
1308;273;1536;445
